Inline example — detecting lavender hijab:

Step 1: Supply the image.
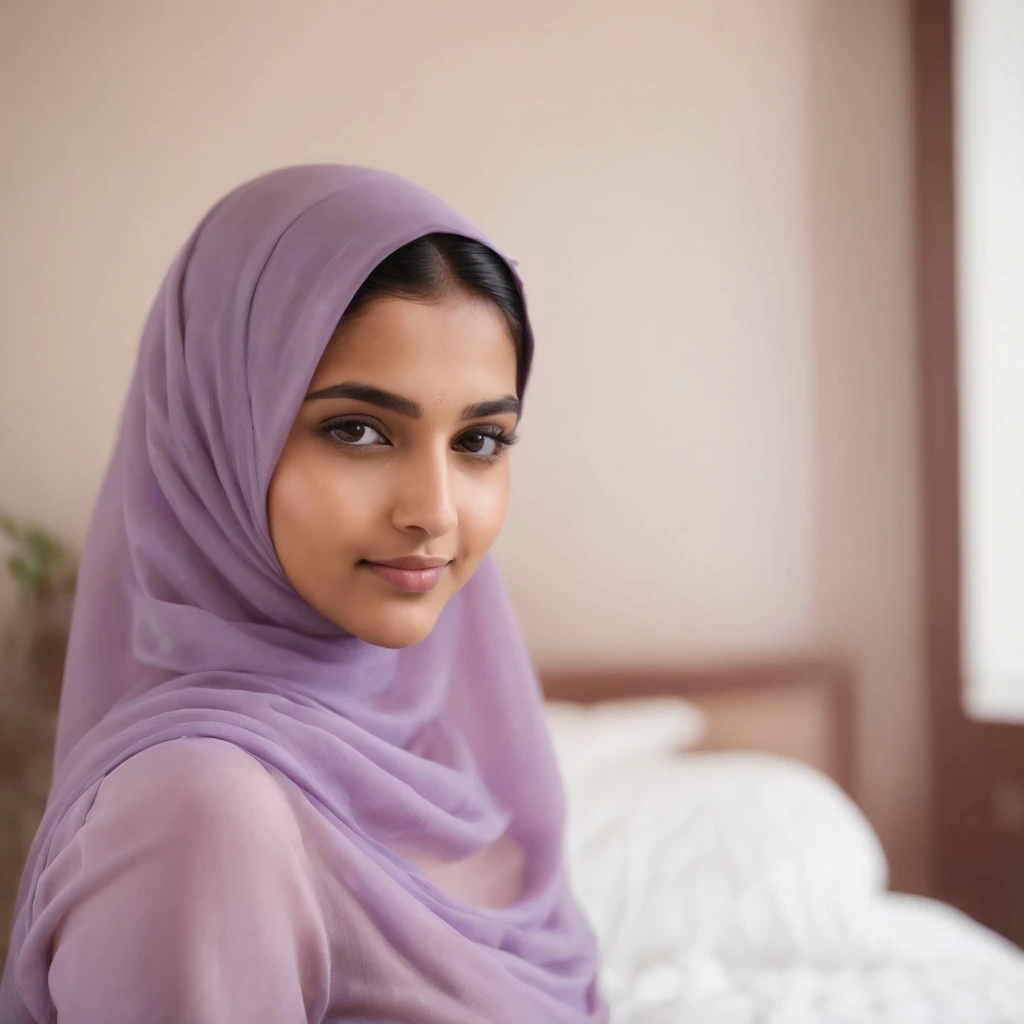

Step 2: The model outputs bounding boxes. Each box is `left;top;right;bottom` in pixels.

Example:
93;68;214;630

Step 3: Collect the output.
1;166;606;1021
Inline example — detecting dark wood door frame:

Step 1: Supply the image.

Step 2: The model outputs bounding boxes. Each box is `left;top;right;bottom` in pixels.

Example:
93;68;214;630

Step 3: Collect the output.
913;0;964;907
914;0;1024;943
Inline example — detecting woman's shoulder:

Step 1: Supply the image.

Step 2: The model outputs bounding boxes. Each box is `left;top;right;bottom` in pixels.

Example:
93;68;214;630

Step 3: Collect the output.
41;740;333;1022
85;737;306;856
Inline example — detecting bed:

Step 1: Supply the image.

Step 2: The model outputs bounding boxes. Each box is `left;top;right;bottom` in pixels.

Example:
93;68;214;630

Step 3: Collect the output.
541;656;1024;1023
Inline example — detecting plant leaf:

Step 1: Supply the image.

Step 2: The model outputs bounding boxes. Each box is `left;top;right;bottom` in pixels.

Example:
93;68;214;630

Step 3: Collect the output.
8;555;33;585
0;512;22;541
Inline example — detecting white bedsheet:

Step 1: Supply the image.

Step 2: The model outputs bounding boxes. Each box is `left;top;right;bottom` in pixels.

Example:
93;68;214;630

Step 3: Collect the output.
558;749;1024;1023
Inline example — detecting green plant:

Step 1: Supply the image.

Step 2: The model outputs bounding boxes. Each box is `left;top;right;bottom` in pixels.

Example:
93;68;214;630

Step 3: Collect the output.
0;512;77;604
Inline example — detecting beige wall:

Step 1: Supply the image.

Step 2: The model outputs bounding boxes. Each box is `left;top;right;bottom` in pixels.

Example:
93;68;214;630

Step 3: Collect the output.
0;0;928;891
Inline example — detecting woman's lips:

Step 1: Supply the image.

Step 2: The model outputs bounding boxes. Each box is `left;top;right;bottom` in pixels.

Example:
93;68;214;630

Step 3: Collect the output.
362;559;449;593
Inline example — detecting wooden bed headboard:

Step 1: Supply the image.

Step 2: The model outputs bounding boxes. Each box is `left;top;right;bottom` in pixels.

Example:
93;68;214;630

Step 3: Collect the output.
541;655;857;800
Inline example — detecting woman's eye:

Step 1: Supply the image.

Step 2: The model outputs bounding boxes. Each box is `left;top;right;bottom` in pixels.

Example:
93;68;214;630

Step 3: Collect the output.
456;431;500;457
327;421;386;447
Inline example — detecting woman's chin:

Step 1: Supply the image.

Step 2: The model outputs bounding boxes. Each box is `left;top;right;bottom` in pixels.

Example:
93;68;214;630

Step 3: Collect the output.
338;599;444;650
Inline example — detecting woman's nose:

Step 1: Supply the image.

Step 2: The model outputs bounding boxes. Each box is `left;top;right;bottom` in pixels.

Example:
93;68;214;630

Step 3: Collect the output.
390;448;458;539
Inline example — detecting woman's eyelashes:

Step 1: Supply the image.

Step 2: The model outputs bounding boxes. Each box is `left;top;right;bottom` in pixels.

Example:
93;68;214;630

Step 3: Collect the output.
322;416;389;448
318;416;518;462
453;424;519;462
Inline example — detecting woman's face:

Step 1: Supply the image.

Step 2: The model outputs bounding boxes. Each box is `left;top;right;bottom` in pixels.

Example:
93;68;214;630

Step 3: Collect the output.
268;289;519;648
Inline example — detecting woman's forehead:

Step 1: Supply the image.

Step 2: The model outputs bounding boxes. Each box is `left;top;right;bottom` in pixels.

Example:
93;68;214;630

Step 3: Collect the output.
312;295;518;390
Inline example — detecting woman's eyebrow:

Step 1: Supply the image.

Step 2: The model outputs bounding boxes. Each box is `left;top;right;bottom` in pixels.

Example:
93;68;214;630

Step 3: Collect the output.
304;383;421;417
460;396;520;420
304;383;520;422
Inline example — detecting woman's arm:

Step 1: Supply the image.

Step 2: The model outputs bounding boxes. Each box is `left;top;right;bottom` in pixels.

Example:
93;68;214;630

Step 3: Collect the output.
43;738;331;1024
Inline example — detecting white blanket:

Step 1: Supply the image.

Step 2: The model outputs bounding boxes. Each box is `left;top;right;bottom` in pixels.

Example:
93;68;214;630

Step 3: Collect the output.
556;743;1024;1023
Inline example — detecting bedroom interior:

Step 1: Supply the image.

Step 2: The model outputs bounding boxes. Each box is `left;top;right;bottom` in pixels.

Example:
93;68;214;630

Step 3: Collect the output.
2;0;1024;1019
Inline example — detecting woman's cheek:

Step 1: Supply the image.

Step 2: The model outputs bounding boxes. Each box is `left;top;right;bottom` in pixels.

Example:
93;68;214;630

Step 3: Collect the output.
270;446;352;561
461;470;510;555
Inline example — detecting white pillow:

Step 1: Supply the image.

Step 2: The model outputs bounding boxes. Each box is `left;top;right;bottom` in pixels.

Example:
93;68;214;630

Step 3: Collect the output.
543;696;707;776
562;750;888;970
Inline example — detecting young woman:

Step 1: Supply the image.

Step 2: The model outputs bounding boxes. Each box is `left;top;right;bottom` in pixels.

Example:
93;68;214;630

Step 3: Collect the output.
0;165;608;1022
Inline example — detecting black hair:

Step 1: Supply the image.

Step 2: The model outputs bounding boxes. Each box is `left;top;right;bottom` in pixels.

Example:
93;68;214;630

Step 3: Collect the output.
342;234;532;397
